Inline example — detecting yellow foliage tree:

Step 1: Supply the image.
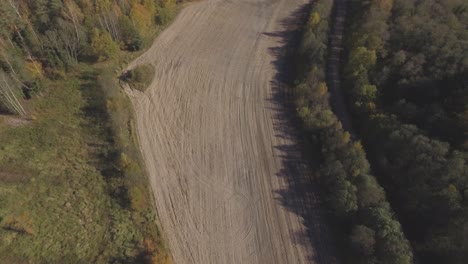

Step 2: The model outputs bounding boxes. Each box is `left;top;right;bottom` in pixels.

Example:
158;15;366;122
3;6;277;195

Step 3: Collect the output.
91;29;119;61
317;82;328;96
25;60;43;79
130;3;152;34
308;12;321;28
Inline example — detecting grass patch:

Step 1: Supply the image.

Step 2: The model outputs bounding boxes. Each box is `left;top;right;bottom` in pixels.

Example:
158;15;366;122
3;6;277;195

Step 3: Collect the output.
0;1;189;263
0;75;117;263
0;65;170;263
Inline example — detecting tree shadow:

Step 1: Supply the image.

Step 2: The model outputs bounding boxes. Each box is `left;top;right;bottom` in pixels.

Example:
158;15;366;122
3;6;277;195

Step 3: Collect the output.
263;3;340;264
78;70;131;209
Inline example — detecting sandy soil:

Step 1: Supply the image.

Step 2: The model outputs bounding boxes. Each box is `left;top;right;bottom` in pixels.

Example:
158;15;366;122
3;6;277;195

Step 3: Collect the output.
126;0;335;263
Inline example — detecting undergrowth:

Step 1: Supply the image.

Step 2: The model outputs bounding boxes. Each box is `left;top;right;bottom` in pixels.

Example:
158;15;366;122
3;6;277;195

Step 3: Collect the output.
0;2;187;263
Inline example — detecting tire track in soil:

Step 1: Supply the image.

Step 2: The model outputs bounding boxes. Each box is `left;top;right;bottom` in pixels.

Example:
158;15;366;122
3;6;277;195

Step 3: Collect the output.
126;0;337;263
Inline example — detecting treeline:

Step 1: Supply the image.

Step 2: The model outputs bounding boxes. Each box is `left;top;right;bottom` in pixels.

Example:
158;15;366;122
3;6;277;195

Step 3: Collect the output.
343;0;468;262
0;0;178;115
294;1;413;263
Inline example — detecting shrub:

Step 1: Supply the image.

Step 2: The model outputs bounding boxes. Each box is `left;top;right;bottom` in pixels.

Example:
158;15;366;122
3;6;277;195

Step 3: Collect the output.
91;29;120;61
123;64;155;92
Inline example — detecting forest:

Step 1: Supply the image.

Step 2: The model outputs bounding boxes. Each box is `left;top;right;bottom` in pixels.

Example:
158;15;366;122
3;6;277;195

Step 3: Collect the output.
0;0;181;263
342;0;468;263
293;1;413;263
0;0;179;115
294;0;467;263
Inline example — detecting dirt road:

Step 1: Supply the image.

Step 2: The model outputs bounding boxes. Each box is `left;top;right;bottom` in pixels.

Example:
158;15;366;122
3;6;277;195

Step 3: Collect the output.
327;0;354;133
126;0;334;263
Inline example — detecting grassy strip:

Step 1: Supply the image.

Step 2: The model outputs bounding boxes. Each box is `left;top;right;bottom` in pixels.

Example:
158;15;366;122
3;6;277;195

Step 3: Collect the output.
292;1;413;263
0;3;186;263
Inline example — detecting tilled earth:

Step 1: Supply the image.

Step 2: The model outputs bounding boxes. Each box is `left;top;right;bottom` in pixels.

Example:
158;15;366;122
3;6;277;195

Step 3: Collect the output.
127;0;335;263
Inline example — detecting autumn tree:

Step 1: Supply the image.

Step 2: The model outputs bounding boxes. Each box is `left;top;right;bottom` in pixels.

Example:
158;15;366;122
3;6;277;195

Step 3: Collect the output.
91;29;119;61
350;225;376;256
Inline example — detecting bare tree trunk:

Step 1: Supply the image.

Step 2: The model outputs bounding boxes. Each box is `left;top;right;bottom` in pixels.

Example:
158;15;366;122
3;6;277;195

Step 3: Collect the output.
0;52;32;91
7;0;21;19
8;0;44;51
13;25;25;43
63;1;81;43
0;72;26;115
99;11;120;41
25;18;43;51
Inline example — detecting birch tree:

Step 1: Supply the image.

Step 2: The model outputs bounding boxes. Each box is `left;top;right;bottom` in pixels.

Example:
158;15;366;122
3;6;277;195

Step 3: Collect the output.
0;70;25;115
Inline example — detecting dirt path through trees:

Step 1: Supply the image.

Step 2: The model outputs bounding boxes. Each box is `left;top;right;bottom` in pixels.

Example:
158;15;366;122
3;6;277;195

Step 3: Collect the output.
126;0;335;263
327;0;353;133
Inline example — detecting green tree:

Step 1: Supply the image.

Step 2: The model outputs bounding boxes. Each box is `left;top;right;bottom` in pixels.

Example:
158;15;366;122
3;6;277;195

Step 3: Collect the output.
356;174;386;207
91;29;119;61
118;15;142;51
350;225;376;256
157;0;177;25
346;46;377;78
130;2;152;35
332;179;358;215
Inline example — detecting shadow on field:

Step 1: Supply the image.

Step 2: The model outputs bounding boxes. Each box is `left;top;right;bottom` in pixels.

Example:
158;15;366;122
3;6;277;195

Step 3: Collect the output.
263;3;339;264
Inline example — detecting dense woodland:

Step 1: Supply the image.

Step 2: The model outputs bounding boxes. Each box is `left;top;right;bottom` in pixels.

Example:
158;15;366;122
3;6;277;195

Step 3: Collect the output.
294;1;413;263
343;0;468;263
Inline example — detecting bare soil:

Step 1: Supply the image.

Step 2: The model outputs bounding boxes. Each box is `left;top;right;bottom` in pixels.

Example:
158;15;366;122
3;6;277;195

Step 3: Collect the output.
126;0;336;263
0;115;31;127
